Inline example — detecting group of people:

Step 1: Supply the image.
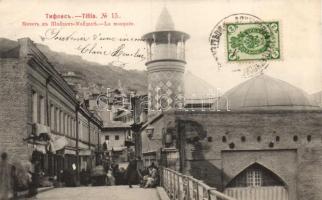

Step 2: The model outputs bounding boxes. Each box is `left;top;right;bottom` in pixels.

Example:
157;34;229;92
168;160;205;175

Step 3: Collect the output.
103;163;128;186
140;162;159;188
125;157;159;188
0;152;160;199
0;152;40;200
86;161;130;186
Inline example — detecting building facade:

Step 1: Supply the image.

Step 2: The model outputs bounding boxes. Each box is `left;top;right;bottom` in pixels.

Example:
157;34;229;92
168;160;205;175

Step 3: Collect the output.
0;38;102;180
101;120;133;165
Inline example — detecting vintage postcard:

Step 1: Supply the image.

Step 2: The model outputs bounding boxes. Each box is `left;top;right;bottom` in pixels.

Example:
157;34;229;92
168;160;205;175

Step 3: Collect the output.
0;0;321;200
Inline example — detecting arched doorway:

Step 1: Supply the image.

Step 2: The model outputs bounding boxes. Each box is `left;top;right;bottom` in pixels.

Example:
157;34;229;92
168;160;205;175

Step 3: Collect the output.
224;163;288;200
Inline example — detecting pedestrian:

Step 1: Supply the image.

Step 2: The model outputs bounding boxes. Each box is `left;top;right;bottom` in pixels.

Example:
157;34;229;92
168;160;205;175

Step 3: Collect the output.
71;163;77;187
80;169;90;186
0;152;12;200
10;165;18;198
126;156;141;188
106;167;115;186
119;167;126;185
28;159;40;197
112;164;121;185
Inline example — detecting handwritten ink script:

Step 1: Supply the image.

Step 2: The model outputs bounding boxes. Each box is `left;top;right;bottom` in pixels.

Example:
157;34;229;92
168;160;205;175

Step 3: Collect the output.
40;28;146;65
76;43;145;60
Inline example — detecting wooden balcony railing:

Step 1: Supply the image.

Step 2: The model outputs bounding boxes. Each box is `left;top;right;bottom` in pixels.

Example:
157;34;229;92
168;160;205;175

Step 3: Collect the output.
161;168;237;200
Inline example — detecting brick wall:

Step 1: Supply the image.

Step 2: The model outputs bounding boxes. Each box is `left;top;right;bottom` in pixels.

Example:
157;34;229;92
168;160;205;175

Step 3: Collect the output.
0;58;32;161
170;110;322;200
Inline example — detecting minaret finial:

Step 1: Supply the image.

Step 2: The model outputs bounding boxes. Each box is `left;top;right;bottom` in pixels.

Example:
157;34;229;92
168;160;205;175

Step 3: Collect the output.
155;7;175;31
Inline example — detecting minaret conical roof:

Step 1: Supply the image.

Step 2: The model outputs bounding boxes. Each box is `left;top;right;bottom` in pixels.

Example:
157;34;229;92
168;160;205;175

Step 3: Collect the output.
155;7;175;31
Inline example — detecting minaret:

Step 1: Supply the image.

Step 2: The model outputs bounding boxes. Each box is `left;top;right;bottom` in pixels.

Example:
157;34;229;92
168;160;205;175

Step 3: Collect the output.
142;7;190;113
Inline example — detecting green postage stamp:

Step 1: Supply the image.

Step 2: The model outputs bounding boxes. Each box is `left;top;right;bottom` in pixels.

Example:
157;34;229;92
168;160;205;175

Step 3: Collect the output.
226;22;280;61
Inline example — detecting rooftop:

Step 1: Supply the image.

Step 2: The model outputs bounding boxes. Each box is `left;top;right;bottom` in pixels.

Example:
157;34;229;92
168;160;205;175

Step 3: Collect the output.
223;74;318;110
102;120;131;129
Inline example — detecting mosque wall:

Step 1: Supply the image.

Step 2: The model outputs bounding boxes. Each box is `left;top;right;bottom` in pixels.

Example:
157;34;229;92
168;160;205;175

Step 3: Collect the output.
171;110;322;200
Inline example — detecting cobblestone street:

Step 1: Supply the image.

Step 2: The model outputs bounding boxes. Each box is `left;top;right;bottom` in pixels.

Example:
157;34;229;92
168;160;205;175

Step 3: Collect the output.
35;186;160;200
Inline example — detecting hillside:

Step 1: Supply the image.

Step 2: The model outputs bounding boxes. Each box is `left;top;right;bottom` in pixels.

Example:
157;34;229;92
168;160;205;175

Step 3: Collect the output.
36;44;148;94
0;38;215;97
37;44;216;98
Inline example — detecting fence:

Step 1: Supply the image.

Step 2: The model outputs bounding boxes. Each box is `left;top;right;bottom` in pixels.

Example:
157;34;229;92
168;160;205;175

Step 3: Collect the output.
224;186;288;200
161;168;237;200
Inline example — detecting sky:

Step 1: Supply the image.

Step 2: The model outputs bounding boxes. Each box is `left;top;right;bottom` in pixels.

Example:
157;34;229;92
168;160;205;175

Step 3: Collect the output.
0;0;321;93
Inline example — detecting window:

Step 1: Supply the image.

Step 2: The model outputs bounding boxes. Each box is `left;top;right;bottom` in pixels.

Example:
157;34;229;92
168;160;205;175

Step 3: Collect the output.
257;136;261;142
65;115;68;136
66;116;69;136
105;135;109;140
83;123;88;141
229;142;235;149
50;105;55;130
93;131;97;144
39;96;45;124
115;135;119;140
227;163;285;188
56;108;60;132
246;169;262;186
79;121;83;139
60;111;63;133
69;117;71;136
31;91;38;123
307;135;312;142
69;117;72;137
127;130;132;139
72;118;74;137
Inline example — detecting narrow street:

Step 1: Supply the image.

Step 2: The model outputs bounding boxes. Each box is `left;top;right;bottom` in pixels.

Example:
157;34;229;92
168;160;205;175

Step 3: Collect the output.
35;186;160;200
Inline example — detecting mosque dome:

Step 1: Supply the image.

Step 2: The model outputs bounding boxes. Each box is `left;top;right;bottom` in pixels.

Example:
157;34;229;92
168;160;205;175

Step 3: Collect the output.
223;74;318;110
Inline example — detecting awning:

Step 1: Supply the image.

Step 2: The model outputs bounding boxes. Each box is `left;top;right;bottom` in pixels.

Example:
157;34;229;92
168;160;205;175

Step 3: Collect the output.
34;144;47;154
64;149;76;155
79;149;92;156
50;136;68;152
79;142;89;149
110;146;127;152
26;138;48;154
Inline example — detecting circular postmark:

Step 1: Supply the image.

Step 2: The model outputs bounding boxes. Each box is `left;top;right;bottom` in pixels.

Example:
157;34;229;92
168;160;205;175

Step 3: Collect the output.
209;13;273;78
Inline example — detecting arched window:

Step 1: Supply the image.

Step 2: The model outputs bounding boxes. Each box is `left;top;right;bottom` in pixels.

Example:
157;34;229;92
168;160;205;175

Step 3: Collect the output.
227;163;285;188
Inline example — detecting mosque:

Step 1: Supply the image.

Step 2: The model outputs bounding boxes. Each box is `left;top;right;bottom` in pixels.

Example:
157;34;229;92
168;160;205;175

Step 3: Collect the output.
138;7;322;200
